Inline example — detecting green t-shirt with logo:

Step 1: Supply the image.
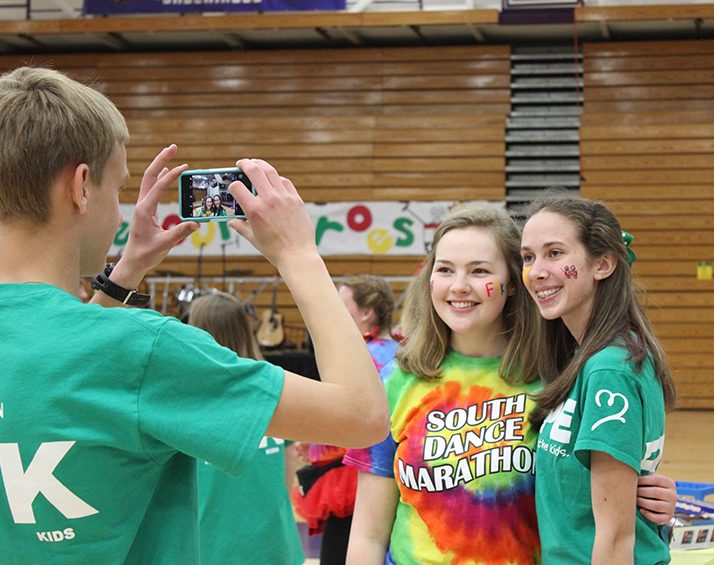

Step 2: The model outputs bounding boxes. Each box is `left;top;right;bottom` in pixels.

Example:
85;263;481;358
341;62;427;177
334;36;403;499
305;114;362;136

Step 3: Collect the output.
198;437;304;565
535;345;669;565
0;283;283;564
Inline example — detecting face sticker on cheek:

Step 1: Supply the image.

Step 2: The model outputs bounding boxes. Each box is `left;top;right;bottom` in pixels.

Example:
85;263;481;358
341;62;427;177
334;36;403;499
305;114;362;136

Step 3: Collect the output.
430;278;434;293
522;266;531;286
563;265;578;279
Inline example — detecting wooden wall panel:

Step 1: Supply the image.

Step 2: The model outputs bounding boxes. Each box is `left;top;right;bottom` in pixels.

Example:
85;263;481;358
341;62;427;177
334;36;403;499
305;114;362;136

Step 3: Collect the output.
582;40;714;408
0;46;509;344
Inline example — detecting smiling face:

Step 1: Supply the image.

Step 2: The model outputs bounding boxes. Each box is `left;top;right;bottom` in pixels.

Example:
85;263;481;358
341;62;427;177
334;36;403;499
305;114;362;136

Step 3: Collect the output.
520;210;602;341
430;226;510;354
204;196;213;210
213;195;222;208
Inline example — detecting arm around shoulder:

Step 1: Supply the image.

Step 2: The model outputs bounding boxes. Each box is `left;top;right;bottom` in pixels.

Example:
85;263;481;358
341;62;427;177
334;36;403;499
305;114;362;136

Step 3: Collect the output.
636;472;676;525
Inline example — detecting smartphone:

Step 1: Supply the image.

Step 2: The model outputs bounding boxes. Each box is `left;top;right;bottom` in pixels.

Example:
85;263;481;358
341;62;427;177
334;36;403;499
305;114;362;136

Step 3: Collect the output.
178;167;254;221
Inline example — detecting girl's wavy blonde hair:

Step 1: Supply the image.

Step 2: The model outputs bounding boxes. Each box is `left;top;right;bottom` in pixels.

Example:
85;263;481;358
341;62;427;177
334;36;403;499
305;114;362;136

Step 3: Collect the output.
397;205;540;384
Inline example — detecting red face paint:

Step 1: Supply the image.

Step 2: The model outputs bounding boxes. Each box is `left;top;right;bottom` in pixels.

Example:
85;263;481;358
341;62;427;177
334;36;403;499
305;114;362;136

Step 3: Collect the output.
563;265;578;279
485;281;494;297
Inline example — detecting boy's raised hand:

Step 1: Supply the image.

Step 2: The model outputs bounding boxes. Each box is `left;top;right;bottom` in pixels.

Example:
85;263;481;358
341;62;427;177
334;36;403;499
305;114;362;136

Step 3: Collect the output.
112;144;199;288
228;159;388;448
228;159;317;271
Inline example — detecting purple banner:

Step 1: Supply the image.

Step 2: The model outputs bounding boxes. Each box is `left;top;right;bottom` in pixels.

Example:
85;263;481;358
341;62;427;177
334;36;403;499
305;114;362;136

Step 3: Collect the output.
84;0;345;15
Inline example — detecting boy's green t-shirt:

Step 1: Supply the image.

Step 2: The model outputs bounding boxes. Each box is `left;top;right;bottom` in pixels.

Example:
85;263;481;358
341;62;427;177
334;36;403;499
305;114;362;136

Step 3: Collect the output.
0;284;283;564
535;345;669;565
198;437;304;565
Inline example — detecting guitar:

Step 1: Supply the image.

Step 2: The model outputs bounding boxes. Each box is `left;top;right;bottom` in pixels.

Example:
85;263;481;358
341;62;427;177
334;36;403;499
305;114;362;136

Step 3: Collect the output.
256;277;285;349
239;279;271;333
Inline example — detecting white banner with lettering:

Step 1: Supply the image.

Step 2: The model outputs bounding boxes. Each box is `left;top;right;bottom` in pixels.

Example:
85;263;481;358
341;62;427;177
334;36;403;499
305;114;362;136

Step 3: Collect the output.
110;200;504;257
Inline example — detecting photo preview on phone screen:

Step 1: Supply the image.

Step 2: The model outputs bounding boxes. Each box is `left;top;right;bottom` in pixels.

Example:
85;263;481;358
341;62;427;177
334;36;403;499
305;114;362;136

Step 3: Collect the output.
179;168;253;220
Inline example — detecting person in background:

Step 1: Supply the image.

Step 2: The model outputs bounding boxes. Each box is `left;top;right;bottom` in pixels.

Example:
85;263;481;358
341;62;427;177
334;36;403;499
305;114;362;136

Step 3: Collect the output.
293;275;399;564
188;291;304;565
341;274;404;481
339;275;400;374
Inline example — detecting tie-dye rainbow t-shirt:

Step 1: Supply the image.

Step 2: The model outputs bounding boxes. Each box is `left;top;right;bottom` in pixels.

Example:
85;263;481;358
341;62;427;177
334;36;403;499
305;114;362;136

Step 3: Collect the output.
377;351;541;564
368;337;401;374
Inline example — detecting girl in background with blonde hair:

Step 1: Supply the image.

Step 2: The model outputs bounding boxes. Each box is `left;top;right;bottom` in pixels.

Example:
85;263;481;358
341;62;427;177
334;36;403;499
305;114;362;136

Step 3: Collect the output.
189;291;304;565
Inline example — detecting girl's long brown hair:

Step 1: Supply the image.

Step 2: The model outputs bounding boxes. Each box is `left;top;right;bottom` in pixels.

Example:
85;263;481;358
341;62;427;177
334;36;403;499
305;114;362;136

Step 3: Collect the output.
523;191;677;426
397;205;540;384
188;291;263;361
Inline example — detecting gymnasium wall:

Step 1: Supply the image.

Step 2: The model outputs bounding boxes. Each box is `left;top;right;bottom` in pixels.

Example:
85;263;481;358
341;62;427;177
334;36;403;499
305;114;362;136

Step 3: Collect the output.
0;46;510;342
1;39;711;406
580;39;714;408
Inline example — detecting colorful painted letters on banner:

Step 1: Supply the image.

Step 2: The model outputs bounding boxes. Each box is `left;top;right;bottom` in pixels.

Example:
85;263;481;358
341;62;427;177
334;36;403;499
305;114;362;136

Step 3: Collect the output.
111;201;503;257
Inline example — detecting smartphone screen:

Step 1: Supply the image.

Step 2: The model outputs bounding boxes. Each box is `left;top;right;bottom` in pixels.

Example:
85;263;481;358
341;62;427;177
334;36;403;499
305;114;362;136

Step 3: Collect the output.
179;167;254;221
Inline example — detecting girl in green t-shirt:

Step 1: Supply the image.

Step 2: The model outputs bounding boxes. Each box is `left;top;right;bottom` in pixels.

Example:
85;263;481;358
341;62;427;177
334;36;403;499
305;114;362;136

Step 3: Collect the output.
520;191;677;565
212;194;227;217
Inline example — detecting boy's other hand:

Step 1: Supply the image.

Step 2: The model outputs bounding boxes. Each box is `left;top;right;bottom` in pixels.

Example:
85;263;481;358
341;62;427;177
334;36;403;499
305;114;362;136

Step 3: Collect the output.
228;159;317;272
115;144;199;287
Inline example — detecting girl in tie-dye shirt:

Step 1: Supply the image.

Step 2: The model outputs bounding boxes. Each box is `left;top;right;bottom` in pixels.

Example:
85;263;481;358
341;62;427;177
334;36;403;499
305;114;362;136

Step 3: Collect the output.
346;206;543;565
344;206;674;565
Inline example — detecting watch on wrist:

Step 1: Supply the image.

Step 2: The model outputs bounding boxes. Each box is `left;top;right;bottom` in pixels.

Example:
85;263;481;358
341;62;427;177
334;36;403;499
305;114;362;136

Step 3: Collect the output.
91;263;151;307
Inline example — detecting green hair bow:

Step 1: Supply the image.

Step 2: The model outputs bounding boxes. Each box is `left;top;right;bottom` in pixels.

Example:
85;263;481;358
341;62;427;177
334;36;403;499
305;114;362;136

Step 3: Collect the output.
622;231;637;267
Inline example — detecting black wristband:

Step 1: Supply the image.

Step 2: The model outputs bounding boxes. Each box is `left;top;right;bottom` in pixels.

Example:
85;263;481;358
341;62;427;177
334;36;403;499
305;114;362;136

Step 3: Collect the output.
91;263;151;307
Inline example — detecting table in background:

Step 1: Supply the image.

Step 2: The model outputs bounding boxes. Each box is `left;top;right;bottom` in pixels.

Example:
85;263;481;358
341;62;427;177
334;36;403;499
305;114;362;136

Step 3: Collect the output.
671;549;714;565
